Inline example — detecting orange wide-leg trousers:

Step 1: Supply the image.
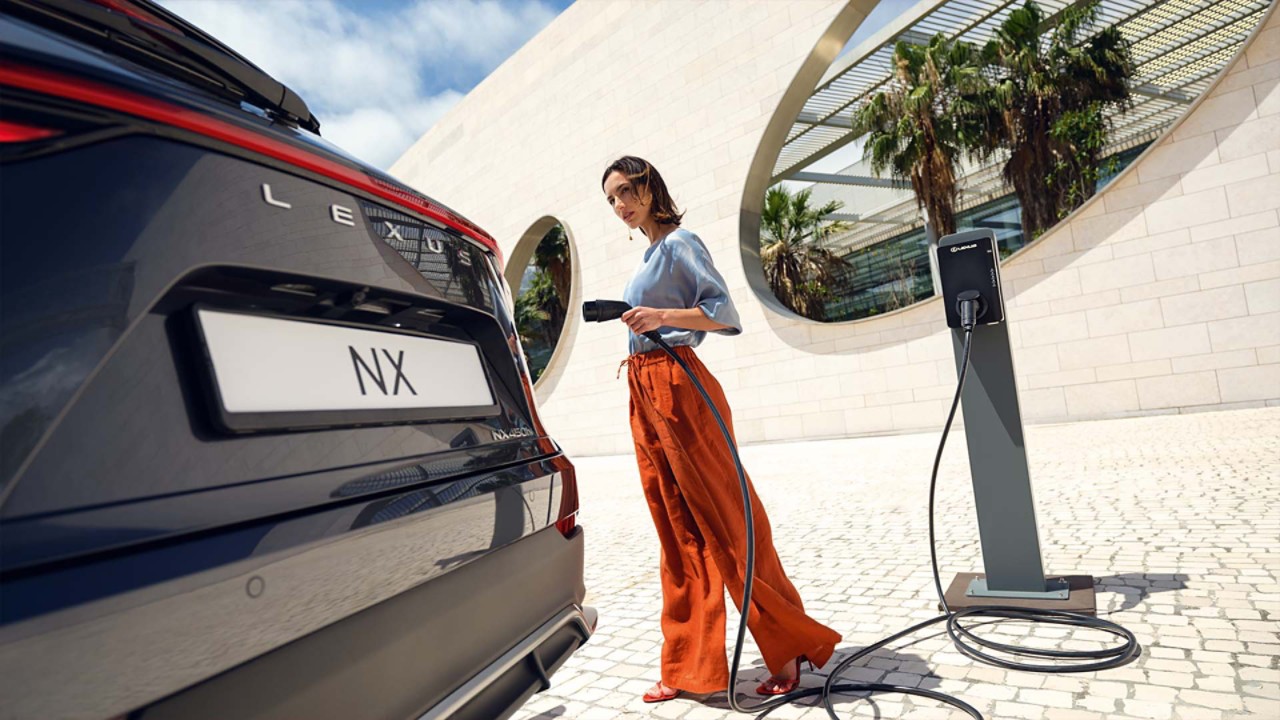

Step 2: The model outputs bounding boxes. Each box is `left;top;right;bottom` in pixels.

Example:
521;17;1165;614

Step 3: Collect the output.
626;345;841;693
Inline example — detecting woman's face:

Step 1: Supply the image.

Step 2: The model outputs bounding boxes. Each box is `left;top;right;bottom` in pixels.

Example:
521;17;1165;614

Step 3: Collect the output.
603;170;650;230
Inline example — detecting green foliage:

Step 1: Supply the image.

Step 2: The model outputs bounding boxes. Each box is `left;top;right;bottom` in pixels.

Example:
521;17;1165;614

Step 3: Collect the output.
851;32;986;237
1049;103;1121;218
534;223;571;312
850;1;1133;246
972;0;1134;238
514;224;571;382
515;271;553;343
759;186;850;321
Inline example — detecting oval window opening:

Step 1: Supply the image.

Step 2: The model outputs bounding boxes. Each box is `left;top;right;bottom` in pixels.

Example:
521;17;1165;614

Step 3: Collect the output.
751;0;1270;323
513;222;571;383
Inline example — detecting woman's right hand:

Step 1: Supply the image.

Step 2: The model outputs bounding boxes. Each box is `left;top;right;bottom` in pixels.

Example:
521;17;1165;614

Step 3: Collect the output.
622;306;667;335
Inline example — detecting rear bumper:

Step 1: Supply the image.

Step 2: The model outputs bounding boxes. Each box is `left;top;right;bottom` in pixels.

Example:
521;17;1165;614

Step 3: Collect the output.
420;603;598;720
135;526;590;720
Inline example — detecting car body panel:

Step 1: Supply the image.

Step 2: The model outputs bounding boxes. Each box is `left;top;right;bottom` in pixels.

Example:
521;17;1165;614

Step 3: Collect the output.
0;4;587;718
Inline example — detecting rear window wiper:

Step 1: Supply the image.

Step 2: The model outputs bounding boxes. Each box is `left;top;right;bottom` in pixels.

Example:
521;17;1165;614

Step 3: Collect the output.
2;0;320;133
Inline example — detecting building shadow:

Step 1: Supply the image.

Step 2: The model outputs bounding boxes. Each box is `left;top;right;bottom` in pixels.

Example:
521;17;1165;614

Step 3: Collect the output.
1094;572;1189;613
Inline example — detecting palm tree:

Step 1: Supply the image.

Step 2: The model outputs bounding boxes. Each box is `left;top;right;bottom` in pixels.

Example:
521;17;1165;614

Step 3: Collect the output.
759;186;850;321
852;33;985;237
534;223;571;327
515;270;558;381
513;277;550;350
975;0;1133;238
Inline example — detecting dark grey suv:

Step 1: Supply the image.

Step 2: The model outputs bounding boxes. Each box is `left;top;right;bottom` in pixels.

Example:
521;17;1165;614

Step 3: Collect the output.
0;1;592;718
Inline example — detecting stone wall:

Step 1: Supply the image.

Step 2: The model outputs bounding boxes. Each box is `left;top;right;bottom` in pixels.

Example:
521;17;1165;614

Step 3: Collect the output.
393;0;1280;457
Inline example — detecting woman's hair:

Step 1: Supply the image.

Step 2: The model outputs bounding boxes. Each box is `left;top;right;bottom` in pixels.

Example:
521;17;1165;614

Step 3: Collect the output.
601;155;684;228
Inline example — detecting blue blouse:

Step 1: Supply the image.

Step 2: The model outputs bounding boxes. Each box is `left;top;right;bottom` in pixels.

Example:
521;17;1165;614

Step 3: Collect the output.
622;228;742;355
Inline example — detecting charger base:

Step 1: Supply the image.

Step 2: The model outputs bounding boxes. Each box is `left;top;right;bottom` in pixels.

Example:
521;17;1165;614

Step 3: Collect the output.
942;573;1097;615
969;576;1069;600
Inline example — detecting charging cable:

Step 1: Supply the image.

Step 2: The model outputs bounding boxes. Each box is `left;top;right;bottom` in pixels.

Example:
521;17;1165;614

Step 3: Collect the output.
581;299;1139;719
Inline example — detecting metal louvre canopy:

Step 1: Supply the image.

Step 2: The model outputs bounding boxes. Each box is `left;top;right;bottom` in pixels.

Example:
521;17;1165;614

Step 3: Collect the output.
773;0;1272;239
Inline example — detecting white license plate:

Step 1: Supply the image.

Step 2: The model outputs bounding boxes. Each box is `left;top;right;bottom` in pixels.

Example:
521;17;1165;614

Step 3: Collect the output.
195;308;495;427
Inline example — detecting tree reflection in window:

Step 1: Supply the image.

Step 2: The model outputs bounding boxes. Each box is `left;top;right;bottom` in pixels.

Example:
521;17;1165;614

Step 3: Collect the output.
514;223;570;382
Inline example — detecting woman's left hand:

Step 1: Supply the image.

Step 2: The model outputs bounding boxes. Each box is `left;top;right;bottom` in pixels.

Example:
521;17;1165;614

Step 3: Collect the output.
622;306;667;335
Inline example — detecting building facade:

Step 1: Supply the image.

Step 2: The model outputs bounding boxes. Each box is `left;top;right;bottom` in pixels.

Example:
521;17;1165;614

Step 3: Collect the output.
392;0;1280;457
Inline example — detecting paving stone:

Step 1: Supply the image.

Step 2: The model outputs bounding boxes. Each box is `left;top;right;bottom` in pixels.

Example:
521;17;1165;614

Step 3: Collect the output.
968;683;1018;700
1133;684;1179;703
1178;689;1244;710
1148;670;1196;687
1045;710;1103;720
1193;676;1236;693
1174;707;1223;720
1087;680;1129;698
994;700;1045;719
1018;688;1074;708
1243;695;1280;715
1243;680;1280;699
1079;695;1121;714
514;409;1280;720
1123;698;1177;718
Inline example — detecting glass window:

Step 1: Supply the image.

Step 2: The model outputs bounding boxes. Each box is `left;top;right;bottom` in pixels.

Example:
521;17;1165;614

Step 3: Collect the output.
820;142;1150;320
513;223;571;383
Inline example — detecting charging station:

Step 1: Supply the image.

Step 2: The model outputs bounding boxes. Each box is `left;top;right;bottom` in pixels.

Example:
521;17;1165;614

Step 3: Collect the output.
935;229;1095;614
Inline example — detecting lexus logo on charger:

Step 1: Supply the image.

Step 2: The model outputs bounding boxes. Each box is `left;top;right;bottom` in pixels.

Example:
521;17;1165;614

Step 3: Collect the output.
950;243;978;253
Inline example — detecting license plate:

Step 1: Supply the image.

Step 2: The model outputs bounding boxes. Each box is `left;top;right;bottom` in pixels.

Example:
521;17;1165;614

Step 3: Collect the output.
194;308;497;431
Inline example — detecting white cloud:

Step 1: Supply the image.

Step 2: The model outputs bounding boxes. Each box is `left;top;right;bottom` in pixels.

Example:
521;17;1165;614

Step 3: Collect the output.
160;0;560;168
321;92;464;170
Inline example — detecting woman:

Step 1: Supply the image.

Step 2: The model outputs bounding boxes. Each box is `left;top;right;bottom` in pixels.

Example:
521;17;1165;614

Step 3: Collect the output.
601;156;841;704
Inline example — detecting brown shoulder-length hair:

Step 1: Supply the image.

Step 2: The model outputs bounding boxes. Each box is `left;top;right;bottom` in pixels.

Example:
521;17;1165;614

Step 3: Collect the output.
601;156;684;229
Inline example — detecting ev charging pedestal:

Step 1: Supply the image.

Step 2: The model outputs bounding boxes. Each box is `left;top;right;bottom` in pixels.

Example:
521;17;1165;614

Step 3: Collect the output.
935;230;1096;615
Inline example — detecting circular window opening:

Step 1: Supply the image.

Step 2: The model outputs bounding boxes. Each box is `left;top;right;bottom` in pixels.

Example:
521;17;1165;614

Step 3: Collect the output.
746;0;1261;324
513;221;571;383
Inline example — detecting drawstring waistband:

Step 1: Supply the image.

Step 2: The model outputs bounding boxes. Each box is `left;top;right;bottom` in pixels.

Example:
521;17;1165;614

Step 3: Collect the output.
619;345;698;378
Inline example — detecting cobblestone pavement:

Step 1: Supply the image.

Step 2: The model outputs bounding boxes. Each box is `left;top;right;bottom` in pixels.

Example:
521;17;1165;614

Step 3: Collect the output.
514;407;1280;720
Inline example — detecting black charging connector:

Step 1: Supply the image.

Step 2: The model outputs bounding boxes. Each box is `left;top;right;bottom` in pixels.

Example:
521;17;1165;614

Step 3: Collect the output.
582;299;662;342
957;290;984;330
581;299;633;323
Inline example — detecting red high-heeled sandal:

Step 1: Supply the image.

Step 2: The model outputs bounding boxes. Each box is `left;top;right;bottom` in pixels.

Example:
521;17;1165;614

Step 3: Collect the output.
642;681;681;703
755;656;810;696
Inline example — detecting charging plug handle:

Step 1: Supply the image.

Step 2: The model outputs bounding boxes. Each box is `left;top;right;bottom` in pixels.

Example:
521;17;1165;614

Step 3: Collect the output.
582;299;632;323
957;290;985;330
582;299;661;342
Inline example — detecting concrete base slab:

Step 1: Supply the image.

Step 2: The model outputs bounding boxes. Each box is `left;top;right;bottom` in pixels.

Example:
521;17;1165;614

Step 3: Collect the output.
942;573;1097;615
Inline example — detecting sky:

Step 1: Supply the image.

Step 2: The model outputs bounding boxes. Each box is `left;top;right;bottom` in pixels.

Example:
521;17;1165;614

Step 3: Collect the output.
160;0;913;171
160;0;574;168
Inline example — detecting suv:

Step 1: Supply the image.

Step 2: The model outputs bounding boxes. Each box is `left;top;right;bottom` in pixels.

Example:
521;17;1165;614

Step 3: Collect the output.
0;1;591;718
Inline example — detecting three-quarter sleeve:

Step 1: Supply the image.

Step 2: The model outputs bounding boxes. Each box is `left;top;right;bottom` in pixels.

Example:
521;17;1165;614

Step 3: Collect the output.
673;234;742;336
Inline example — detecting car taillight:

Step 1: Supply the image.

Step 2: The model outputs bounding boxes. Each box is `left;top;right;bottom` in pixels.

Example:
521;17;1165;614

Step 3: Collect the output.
0;119;61;142
0;62;503;267
554;462;579;537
